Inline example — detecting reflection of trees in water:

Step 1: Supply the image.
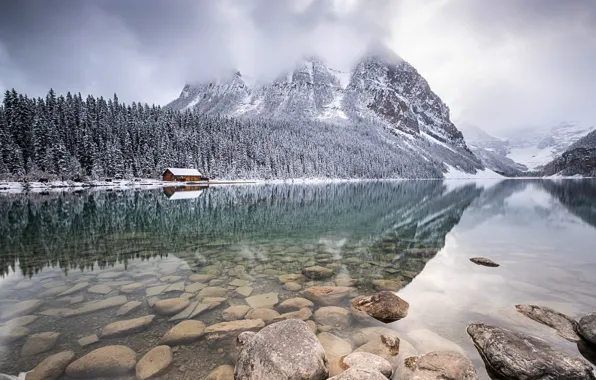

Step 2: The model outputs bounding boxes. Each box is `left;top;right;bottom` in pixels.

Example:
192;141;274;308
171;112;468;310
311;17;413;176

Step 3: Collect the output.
0;181;483;277
540;180;596;228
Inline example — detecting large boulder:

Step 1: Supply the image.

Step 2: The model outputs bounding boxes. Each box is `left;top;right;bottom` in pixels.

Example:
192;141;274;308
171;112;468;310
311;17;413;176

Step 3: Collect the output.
234;319;328;380
65;345;137;378
467;323;595;380
578;312;596;345
515;304;580;342
351;292;409;323
397;351;478;380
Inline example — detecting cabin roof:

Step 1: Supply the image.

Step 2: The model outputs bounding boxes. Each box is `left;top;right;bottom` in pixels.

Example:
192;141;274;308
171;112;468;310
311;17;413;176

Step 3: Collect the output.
164;168;202;176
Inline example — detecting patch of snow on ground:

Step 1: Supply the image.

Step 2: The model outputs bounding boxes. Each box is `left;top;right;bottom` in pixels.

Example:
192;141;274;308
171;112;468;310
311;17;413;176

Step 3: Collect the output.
443;165;504;180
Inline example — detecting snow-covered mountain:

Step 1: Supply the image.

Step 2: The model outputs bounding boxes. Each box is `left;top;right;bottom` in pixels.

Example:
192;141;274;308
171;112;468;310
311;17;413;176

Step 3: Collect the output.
501;123;595;170
167;49;487;178
542;129;596;177
460;125;526;176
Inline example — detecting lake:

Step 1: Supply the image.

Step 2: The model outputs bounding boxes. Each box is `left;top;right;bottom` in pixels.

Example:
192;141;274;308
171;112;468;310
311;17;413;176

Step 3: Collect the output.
0;179;595;379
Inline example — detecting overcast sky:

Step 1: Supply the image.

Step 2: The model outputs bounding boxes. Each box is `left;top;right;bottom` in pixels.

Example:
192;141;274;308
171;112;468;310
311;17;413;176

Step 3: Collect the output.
1;0;595;134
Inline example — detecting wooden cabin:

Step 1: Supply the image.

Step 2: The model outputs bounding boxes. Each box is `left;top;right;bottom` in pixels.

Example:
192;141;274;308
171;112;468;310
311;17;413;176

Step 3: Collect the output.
162;168;205;182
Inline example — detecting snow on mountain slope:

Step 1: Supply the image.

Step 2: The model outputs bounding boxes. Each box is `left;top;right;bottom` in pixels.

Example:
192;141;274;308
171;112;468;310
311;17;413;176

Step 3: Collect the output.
166;48;484;177
542;129;596;177
503;122;595;170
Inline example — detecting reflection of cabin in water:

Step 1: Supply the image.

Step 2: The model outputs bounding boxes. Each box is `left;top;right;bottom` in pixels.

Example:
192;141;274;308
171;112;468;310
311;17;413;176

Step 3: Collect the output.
163;185;209;200
162;168;207;182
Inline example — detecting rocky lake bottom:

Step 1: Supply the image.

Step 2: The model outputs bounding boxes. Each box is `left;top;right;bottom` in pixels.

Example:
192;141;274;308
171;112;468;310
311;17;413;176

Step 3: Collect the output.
0;179;595;379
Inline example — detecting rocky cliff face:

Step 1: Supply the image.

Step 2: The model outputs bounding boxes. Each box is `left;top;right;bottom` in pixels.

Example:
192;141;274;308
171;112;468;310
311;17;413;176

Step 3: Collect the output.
542;130;596;177
167;49;485;176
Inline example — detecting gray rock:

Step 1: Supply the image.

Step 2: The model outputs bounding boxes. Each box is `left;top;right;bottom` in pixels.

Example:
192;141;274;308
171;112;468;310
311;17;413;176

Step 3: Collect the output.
397;351;479;380
88;284;113;295
0;325;29;343
578;312;596;345
69;295;84;305
328;367;387;380
65;345;137;378
235;319;328;380
1;315;37;327
467;323;595;380
135;345;172;380
469;257;499;267
340;352;392;378
64;296;127;317
21;332;60;356
145;284;169;296
351;292;409;323
116;300;143;316
0;299;43;321
160;320;206;345
101;315;155;337
57;282;88;297
119;282;146;294
314;306;351;328
25;350;76;380
516;304;580;342
302;266;334;280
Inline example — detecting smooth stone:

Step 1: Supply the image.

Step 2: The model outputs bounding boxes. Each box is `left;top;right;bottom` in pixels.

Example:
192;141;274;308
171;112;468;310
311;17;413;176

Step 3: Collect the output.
38;308;71;317
120;282;146;294
229;279;249;287
198;287;227;298
274;307;313;322
168;301;199;321
277;297;314;312
335;278;361;287
65;345;137;378
88;284;113;295
116;300;143;316
397;351;479;380
0;325;29;343
188;303;212;319
318;332;353;358
306;320;318;334
21;332;61;356
39;286;70;298
57;282;88;297
302;266;334;280
245;308;281;324
340;352;392;378
205;319;265;343
515;304;580;342
153;298;190;316
372;280;403;292
136;345;172;380
189;274;216;283
278;274;304;283
41;280;66;289
25;350;76;380
160;320;206;345
314;306;351;328
1;299;43;320
15;282;34;290
234;286;253;297
69;295;85;305
146;284;169;296
160;275;183;283
283;282;302;291
235;319;328;380
304;286;356;306
328;367;387;380
407;329;464;355
77;334;99;347
246;292;279;309
2;315;38;327
223;305;252;321
353;330;401;366
351;292;409;323
164;281;185;293
64;296;127;317
102;315;155;337
185;282;206;293
205;365;234;380
469;257;500;267
467;323;594;380
578;312;596;345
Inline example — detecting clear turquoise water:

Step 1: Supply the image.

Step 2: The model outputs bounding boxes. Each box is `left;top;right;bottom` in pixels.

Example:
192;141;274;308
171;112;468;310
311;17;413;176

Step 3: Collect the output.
0;180;595;379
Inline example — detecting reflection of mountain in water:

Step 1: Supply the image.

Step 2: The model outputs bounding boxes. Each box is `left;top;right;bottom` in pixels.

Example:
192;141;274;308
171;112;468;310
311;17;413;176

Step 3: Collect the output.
0;181;483;277
540;180;596;228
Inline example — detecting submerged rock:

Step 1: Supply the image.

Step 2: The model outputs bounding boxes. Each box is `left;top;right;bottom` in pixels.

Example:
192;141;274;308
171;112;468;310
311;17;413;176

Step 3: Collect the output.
88;284;113;295
21;332;61;356
302;266;334;280
245;308;280;324
397;351;479;380
116;300;143;316
328;367;387;380
77;334;99;348
223;305;252;321
0;325;29;343
58;282;88;297
101;315;155;337
0;299;43;321
469;257;499;267
206;365;235;380
304;286;356;306
340;352;392;378
515;304;580;341
578;312;596;345
64;296;127;317
351;292;409;323
314;306;351;328
235;320;328;380
277;297;314;312
1;315;37;327
246;292;279;309
136;345;172;380
205;319;265;343
25;350;76;380
467;323;595;380
160;320;206;345
372;280;403;292
65;345;137;378
153;298;190;316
